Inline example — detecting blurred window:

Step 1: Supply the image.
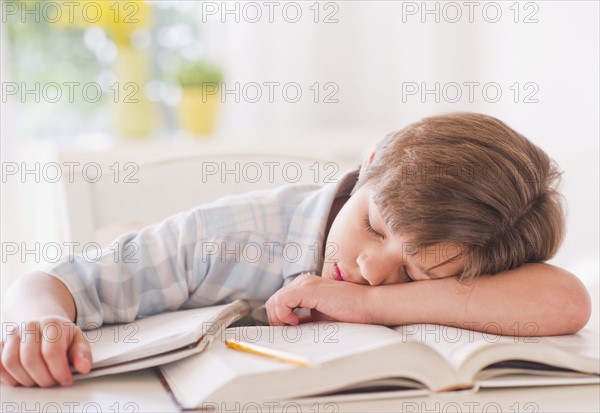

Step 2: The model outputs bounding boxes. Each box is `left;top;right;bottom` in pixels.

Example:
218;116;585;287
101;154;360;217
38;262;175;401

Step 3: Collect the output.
3;0;204;144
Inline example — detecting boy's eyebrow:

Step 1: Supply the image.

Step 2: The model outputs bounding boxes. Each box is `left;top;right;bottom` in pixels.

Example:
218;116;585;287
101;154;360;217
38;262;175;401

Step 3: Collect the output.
410;259;463;279
410;262;438;279
371;199;464;279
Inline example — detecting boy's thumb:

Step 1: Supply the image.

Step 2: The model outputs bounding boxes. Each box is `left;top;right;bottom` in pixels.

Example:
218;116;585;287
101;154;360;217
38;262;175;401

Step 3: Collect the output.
68;328;93;374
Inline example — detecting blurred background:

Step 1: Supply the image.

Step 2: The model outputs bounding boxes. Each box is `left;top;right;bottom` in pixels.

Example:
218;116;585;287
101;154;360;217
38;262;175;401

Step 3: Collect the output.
1;1;598;299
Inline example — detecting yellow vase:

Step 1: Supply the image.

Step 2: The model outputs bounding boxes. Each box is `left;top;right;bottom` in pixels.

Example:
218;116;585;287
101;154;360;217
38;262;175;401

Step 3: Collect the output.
114;46;157;139
177;88;220;136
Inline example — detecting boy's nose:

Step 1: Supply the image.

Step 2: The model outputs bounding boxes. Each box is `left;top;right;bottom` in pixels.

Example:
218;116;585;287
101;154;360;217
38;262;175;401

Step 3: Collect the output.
357;254;392;286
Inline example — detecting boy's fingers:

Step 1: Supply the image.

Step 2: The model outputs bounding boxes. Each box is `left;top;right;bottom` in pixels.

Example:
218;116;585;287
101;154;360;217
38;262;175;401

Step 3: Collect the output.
268;287;314;326
0;341;21;386
268;313;287;326
273;300;299;326
280;312;299;326
67;329;92;374
1;333;35;387
265;300;287;326
0;370;20;386
21;324;57;387
266;277;323;326
41;337;73;386
265;305;281;326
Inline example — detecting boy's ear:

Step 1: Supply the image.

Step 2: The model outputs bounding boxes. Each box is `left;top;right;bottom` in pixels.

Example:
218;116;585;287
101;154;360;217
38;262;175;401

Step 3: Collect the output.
360;151;376;172
357;151;376;182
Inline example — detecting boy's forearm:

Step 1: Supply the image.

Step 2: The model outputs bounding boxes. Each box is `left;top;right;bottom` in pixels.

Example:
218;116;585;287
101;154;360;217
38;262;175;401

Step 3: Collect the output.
2;272;76;324
366;263;591;336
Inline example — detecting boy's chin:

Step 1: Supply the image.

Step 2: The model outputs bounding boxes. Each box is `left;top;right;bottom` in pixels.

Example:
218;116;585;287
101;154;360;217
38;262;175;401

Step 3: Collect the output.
320;262;334;280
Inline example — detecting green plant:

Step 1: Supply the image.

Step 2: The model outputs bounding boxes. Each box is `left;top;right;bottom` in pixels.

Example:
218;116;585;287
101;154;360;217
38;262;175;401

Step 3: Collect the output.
175;61;223;88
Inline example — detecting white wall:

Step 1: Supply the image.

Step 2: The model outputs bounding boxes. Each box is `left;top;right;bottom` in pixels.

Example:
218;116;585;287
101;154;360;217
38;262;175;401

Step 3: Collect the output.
202;1;598;145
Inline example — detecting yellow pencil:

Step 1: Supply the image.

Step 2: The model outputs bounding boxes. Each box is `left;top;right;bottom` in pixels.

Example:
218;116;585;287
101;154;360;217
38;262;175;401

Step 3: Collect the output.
224;339;310;367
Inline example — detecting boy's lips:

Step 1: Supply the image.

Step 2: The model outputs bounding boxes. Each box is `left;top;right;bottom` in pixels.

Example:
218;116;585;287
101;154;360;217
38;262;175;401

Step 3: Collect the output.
332;263;348;282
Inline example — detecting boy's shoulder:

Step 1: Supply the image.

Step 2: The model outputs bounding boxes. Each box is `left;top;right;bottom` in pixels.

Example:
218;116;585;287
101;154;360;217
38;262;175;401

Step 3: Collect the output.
189;170;358;237
189;180;332;236
200;180;325;210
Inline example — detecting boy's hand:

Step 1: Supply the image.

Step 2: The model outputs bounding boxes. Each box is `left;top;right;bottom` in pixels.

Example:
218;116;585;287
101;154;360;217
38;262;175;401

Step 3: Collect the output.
265;274;373;326
0;316;92;387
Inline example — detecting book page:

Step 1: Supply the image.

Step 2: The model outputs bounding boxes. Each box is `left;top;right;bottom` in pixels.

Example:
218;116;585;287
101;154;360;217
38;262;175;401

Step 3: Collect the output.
161;337;295;409
227;322;406;365
393;324;492;370
88;302;243;368
161;323;427;408
534;329;600;360
479;373;600;388
393;324;600;375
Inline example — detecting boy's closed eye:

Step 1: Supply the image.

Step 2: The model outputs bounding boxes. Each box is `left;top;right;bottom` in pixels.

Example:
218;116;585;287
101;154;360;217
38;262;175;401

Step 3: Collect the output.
363;214;415;283
363;214;383;239
401;266;415;283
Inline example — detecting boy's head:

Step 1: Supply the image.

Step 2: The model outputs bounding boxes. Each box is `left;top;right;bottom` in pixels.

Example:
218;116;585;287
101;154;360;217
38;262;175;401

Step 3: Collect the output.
322;112;564;285
355;112;565;279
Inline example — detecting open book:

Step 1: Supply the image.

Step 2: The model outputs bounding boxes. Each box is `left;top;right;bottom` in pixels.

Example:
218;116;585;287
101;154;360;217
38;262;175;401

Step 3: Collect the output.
73;300;249;380
159;322;600;409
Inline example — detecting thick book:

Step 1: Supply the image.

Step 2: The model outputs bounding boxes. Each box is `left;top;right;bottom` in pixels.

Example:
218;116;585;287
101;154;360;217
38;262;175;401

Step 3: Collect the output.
159;321;600;409
73;300;250;380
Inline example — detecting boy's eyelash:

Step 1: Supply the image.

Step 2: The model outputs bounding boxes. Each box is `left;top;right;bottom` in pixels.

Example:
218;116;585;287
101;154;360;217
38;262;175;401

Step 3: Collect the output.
401;265;414;283
363;216;383;238
363;215;413;282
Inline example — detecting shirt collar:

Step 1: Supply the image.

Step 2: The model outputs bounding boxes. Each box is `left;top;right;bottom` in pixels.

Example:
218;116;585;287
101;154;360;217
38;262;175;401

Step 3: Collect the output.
281;169;359;284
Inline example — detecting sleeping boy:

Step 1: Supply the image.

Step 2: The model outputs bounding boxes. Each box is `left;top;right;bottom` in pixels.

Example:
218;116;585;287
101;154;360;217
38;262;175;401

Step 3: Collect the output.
1;112;591;387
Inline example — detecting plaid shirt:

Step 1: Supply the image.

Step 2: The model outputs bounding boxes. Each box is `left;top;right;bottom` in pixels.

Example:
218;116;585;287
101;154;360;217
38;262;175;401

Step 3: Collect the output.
43;170;359;328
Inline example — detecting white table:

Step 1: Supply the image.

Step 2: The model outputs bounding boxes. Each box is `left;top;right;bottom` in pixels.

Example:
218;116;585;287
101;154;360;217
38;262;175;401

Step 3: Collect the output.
3;281;599;412
1;370;178;413
2;368;599;412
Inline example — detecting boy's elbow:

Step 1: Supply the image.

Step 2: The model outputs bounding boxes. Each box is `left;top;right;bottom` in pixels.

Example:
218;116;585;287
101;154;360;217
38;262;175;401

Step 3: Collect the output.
560;273;592;334
567;287;592;334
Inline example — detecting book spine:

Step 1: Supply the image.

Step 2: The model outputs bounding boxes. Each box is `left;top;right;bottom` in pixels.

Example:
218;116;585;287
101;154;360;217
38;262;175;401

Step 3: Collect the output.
436;383;474;393
202;300;251;347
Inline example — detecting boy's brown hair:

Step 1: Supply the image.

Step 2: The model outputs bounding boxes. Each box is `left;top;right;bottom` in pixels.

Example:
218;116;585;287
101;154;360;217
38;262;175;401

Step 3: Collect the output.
355;112;565;279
